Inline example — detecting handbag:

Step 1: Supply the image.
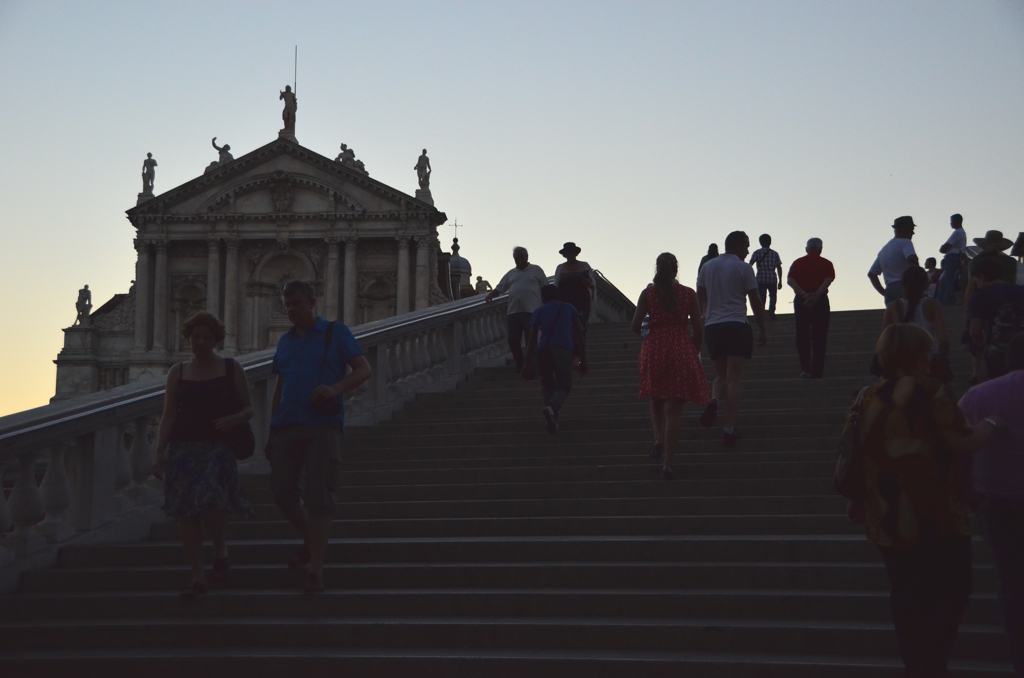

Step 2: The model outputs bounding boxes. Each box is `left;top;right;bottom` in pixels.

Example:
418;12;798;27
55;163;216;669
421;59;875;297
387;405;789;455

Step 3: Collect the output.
221;358;256;460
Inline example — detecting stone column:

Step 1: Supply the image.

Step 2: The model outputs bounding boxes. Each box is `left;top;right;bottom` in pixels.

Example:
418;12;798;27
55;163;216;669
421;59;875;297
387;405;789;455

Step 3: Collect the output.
396;237;411;314
133;239;150;351
343;237;358;326
206;237;221;317
223;239;240;353
151;240;169;351
325;236;341;321
414;236;430;311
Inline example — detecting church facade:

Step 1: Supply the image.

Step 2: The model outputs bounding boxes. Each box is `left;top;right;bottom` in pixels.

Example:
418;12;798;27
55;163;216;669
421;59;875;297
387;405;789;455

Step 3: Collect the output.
54;136;449;399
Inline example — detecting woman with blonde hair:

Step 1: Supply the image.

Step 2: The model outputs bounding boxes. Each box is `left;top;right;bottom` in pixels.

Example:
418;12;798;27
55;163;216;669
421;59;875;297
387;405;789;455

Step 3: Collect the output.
855;323;1005;675
631;253;710;480
153;311;254;599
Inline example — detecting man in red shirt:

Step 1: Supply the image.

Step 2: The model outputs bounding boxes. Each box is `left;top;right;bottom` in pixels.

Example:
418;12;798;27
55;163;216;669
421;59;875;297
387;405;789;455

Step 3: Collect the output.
787;238;836;378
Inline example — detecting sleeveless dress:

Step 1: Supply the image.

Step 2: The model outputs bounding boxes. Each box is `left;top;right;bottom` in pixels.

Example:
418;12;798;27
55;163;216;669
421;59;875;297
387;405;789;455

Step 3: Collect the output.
895;299;939;354
639;283;710;402
163;360;254;519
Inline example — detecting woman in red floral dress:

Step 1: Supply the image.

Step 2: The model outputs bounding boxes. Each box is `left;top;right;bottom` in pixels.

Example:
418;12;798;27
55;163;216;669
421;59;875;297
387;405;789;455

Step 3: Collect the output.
631;253;710;480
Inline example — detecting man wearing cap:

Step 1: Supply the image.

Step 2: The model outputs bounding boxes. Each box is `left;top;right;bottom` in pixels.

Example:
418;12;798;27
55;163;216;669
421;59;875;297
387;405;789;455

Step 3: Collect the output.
937;214;967;306
868;216;920;306
787;238;835;378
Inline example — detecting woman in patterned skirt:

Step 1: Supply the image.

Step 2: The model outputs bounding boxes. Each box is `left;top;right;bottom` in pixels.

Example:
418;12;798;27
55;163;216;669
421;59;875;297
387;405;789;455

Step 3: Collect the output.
631;253;710;480
153;311;254;598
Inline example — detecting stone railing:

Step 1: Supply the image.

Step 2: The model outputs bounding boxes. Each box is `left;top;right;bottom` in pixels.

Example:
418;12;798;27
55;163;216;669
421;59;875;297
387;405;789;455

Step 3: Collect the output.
0;274;635;576
0;294;505;568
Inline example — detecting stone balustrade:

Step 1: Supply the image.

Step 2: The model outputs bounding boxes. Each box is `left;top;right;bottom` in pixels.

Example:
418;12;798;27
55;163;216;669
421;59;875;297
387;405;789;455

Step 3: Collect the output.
0;271;634;572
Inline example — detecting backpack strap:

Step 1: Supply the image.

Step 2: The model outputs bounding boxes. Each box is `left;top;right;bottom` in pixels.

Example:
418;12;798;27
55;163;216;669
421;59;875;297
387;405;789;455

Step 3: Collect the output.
318;322;336;381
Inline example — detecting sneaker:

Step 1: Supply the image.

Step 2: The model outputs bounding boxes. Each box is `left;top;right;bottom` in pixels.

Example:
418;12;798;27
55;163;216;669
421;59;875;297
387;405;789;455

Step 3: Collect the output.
723;429;742;446
288;545;312;570
304;571;325;595
543;406;559;435
700;399;718;429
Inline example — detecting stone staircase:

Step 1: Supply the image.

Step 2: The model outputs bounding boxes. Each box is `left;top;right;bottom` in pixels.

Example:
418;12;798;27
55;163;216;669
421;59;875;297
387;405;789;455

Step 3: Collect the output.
0;308;1013;676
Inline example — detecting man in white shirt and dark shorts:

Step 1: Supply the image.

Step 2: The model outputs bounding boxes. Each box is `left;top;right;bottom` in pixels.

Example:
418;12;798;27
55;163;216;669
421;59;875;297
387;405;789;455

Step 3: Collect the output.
486;246;547;373
868;216;920;306
696;231;768;446
937;213;967;306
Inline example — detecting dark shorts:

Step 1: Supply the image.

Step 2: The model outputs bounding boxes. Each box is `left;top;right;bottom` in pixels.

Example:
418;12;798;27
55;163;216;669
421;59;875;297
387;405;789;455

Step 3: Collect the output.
705;321;753;360
269;423;343;517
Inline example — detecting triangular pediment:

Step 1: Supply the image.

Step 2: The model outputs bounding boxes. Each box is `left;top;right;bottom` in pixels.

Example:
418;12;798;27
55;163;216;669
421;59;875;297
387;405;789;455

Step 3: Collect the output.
126;138;443;225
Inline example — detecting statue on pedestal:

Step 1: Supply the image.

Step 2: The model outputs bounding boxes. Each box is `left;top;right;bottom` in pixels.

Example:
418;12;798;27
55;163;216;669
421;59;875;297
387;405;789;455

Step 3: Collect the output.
280;85;297;135
414;149;431;189
75;285;92;326
141;153;157;195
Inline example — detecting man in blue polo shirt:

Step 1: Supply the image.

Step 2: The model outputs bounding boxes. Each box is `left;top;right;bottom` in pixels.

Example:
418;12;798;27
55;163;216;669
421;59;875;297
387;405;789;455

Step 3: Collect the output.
522;284;588;434
265;280;371;594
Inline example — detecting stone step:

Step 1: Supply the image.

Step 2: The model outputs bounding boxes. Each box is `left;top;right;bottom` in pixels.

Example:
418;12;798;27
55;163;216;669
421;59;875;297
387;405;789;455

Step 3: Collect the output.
347;413;846;438
148;514;863;541
242;477;840;503
0;615;1005;662
235;494;848;520
309;461;840;487
0;588;1001;625
0;648;1011;678
51;535;996;569
330;450;837;473
340;425;842;450
336;438;837;462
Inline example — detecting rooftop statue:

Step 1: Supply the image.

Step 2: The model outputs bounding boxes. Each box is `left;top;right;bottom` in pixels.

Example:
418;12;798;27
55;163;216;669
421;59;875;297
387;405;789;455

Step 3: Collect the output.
414;149;431;189
75;285;92;326
212;137;233;164
206;138;234;173
280;85;297;134
335;143;368;174
141;153;157;195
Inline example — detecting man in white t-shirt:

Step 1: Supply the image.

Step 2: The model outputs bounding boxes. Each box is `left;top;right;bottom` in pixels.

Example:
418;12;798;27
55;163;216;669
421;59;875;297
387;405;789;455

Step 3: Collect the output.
696;231;768;446
485;246;547;372
868;216;920;306
937;213;967;306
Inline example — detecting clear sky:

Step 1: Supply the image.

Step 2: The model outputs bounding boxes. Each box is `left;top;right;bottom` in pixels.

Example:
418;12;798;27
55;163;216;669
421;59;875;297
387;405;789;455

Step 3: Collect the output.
1;1;1022;416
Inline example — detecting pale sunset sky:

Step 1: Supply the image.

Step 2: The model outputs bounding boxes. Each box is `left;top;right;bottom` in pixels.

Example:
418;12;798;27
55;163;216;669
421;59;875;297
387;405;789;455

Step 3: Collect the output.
0;1;1022;415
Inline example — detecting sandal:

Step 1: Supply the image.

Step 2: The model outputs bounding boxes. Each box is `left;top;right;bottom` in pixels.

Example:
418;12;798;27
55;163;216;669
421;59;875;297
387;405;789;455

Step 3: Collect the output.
661;465;673;482
180;580;208;600
649;443;664;460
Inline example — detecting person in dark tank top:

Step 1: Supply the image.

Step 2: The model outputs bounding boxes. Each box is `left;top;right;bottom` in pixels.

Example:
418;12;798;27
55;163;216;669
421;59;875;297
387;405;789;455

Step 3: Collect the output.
153;311;254;599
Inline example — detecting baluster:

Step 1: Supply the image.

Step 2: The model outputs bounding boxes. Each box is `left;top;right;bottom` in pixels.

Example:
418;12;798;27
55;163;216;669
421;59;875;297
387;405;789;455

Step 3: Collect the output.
113;423;133;514
427;329;444;381
5;451;46;556
0;459;12;534
37;443;75;542
0;460;13;564
126;417;159;505
399;336;415;392
386;340;403;397
411;332;429;388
